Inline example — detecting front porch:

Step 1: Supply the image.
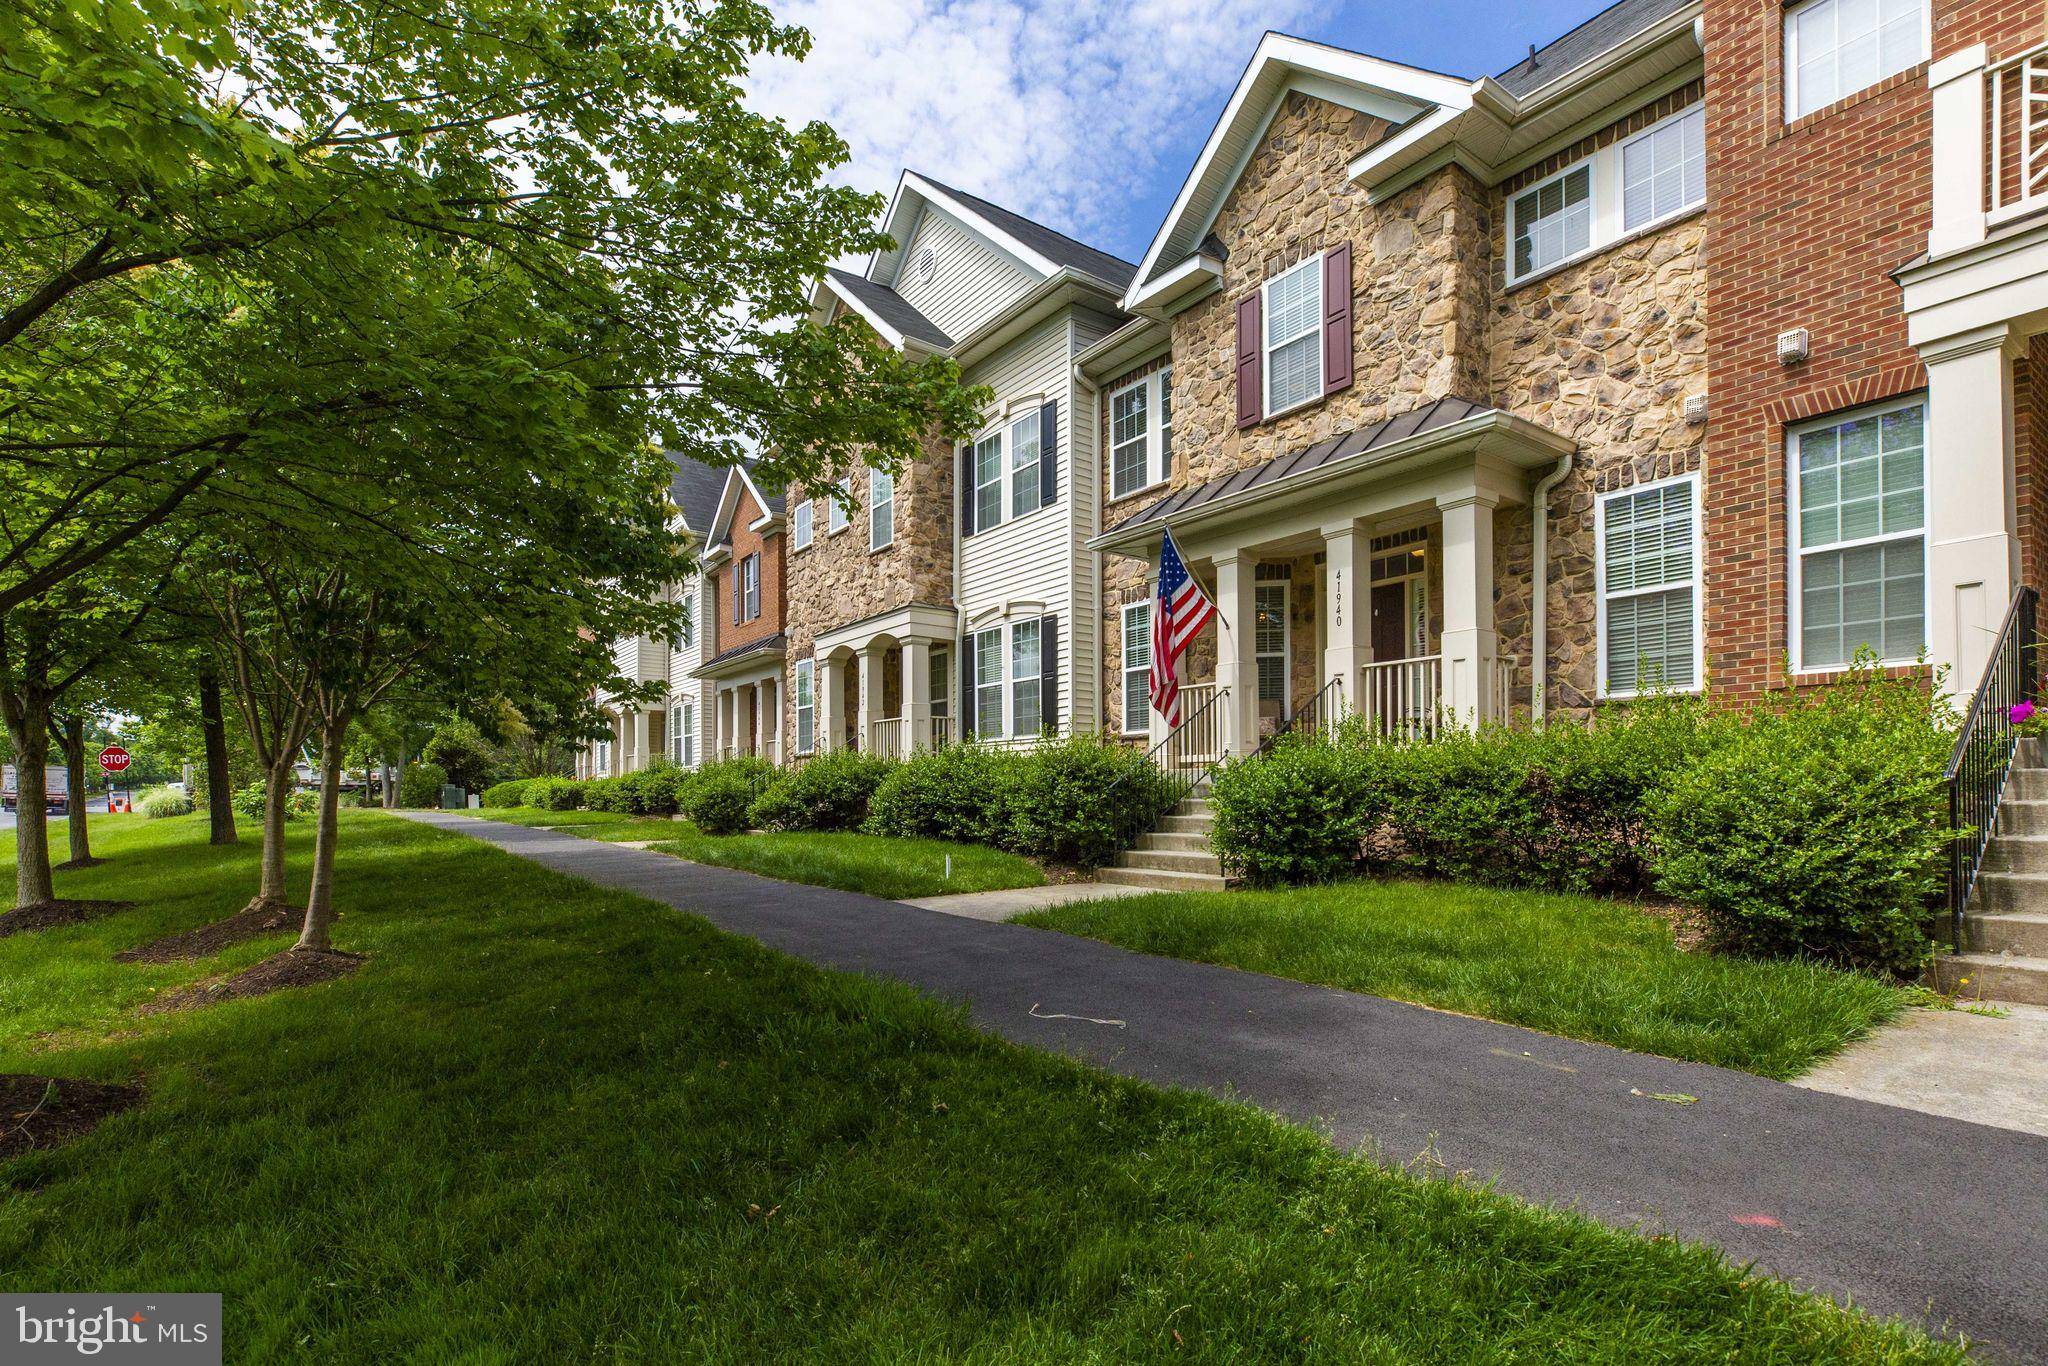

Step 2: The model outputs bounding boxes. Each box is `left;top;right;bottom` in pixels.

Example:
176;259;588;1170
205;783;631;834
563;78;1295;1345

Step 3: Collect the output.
809;603;956;761
1097;397;1572;760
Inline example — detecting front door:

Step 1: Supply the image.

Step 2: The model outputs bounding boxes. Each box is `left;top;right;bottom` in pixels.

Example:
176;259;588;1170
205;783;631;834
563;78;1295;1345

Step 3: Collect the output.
1370;581;1408;661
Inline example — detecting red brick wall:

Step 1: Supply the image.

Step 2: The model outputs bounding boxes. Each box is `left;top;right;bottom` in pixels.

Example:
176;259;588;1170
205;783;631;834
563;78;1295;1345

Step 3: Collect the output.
1701;0;2044;696
708;486;785;654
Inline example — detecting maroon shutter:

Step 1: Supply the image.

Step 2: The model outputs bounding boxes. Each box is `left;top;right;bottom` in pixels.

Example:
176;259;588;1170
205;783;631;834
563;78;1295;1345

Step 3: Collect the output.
1234;293;1262;429
1323;243;1353;395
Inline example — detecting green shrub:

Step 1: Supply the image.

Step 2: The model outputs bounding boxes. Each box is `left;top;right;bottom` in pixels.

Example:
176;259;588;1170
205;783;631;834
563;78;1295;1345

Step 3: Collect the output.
671;757;776;835
1211;738;1376;886
1652;663;1950;975
865;745;1024;848
582;776;630;813
230;780;321;821
422;719;504;794
528;778;586;811
1008;734;1175;869
399;761;448;810
136;786;194;819
749;750;894;832
618;764;684;817
481;779;536;809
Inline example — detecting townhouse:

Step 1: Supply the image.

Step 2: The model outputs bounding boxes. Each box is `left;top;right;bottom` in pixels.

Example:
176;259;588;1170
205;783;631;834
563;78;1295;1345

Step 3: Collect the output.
589;0;2048;784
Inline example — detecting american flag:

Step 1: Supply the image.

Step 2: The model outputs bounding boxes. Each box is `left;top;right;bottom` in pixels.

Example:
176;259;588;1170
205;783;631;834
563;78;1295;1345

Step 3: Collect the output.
1151;528;1216;727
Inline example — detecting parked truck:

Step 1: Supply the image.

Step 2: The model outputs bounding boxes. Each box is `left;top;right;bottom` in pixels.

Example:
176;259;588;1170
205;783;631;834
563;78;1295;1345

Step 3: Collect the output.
1;765;69;815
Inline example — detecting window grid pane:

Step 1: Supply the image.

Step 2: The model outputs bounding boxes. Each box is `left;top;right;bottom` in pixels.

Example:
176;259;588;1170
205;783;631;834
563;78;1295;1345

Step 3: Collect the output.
1123;605;1150;733
1263;260;1321;413
1011;621;1042;737
870;468;894;549
1009;415;1042;519
974;629;1002;736
1111;383;1149;498
1514;167;1591;278
1788;0;1926;119
1622;108;1705;231
793;501;812;549
975;434;1003;530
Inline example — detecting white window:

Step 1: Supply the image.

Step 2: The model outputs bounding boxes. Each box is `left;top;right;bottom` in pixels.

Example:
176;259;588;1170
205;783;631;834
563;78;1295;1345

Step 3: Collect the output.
676;700;696;767
1597;475;1702;697
595;739;612;777
1109;380;1150;500
1622;106;1705;232
679;591;694;649
828;478;850;534
1254;583;1288;707
740;553;759;621
973;627;1003;737
1785;0;1927;121
1511;165;1593;282
974;432;1004;531
869;467;894;550
1263;256;1323;416
1011;619;1043;738
792;499;813;550
1791;399;1927;671
794;659;815;755
1121;602;1151;734
1009;412;1042;519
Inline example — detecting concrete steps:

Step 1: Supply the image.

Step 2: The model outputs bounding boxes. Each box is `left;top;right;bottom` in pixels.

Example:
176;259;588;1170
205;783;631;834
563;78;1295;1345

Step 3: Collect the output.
1103;794;1230;892
1954;747;2048;1004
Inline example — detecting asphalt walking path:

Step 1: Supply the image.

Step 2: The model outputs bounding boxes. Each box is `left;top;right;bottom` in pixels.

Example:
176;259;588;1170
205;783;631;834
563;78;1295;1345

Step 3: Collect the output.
406;812;2048;1360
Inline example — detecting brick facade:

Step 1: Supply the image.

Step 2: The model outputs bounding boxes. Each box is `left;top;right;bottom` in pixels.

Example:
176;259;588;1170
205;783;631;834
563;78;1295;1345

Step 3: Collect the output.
706;485;784;658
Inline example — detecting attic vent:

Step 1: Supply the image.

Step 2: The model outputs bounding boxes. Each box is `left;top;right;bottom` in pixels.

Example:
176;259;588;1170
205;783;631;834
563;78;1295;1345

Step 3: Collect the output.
913;248;936;283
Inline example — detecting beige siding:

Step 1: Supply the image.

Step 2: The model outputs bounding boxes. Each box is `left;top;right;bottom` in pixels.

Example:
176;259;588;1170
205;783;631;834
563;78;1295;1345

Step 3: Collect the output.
892;206;1039;343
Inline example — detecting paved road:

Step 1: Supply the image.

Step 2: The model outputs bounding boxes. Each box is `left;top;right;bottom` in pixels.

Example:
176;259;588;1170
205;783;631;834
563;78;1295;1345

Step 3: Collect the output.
407;812;2048;1360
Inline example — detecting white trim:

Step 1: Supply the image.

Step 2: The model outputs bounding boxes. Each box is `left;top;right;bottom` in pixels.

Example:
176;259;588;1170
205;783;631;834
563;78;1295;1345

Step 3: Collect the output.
1783;0;1931;123
815;273;918;353
1786;394;1931;675
827;476;851;535
869;467;895;551
1507;159;1598;287
970;624;1005;739
1007;410;1044;518
1261;253;1325;419
1618;104;1706;235
791;499;813;551
1120;601;1152;735
1594;472;1705;699
1108;373;1162;502
972;429;1006;532
1505;98;1704;290
794;657;815;756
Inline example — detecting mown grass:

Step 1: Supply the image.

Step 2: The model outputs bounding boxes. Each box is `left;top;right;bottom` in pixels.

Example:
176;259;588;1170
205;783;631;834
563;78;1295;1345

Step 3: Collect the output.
0;814;1963;1360
1017;880;1909;1080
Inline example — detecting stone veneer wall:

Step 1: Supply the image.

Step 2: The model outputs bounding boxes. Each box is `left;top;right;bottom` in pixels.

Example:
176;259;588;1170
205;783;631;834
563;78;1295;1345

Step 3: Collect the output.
781;429;955;756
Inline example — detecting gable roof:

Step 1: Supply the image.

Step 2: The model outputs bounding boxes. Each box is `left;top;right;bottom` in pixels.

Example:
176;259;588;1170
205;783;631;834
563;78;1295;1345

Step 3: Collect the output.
663;450;727;536
1494;0;1695;97
823;268;952;349
907;174;1137;290
705;462;785;549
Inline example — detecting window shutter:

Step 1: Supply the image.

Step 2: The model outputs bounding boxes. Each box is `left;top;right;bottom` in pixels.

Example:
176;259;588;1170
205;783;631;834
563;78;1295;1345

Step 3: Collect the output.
1039;615;1059;733
1322;243;1353;395
1038;401;1058;506
959;442;975;538
731;568;740;625
961;638;977;734
1234;293;1262;429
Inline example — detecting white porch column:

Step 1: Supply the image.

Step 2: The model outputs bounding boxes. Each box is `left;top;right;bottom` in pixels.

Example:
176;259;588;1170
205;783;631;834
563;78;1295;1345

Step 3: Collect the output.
855;646;876;754
1927;323;2022;694
1438;493;1500;727
732;684;753;757
631;709;650;773
903;637;933;754
1321;521;1366;712
816;657;842;753
757;679;777;765
1929;45;1989;258
1212;552;1259;756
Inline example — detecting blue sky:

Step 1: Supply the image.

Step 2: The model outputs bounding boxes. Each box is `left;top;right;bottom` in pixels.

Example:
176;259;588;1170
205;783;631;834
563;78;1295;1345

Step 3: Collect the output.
746;0;1615;267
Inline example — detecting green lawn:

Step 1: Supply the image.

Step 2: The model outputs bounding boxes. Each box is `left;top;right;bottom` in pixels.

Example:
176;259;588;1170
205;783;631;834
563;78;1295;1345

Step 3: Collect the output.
1017;880;1908;1080
0;815;1959;1360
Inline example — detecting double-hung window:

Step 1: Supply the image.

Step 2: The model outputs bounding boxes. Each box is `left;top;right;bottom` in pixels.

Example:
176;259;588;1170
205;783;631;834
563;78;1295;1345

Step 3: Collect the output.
1109;380;1150;500
1785;0;1927;121
974;433;1004;531
1009;412;1043;519
1512;166;1593;282
1121;603;1151;734
827;478;850;534
1621;106;1705;232
973;627;1003;738
869;467;894;550
794;659;815;755
1010;619;1043;737
740;553;760;622
1792;399;1927;671
1598;475;1701;696
1254;582;1288;707
679;591;694;649
792;499;813;550
1263;257;1322;416
675;700;696;767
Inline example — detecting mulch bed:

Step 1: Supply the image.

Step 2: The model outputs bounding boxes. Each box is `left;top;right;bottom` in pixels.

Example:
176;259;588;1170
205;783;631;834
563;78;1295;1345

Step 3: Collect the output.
0;1075;143;1163
115;901;299;964
0;899;137;939
140;948;364;1015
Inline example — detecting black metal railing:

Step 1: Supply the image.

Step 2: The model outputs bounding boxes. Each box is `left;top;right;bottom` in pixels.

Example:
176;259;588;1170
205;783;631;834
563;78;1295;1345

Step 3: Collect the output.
1254;676;1345;759
1946;586;2039;942
1108;684;1231;809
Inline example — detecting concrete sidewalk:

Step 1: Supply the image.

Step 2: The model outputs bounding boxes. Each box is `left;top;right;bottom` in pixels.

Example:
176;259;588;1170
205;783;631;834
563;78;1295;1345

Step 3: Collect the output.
900;881;1150;922
403;811;2048;1360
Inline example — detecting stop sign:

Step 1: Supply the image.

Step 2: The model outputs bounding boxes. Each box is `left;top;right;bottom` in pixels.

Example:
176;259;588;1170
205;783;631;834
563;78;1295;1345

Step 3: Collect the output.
98;745;131;774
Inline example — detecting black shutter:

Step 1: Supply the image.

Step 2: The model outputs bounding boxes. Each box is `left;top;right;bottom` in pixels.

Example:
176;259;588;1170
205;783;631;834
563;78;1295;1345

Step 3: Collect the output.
1040;614;1059;733
959;443;975;538
961;635;977;737
1038;401;1057;507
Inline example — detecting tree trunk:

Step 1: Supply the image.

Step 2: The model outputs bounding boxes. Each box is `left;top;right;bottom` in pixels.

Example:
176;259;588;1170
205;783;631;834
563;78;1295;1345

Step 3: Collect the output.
59;714;90;866
386;749;405;809
298;719;348;952
199;670;236;844
12;709;53;908
250;758;294;910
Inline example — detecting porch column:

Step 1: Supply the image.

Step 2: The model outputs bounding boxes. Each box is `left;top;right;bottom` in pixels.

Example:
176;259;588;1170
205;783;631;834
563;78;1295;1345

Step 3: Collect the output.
758;678;778;765
1929;45;1988;257
816;657;841;753
631;708;650;773
1438;492;1500;727
732;684;753;757
1926;323;2022;695
856;645;876;753
1321;521;1366;713
1212;551;1259;756
903;637;933;754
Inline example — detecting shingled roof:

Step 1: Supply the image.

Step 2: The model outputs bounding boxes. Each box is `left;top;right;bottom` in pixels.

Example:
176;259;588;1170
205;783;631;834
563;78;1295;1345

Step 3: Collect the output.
1493;0;1695;97
826;269;952;348
663;450;727;535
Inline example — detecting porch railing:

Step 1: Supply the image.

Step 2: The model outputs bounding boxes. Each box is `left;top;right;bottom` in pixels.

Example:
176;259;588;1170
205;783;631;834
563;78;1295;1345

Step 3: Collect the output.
1991;42;2048;224
1176;682;1222;762
1946;586;2039;941
1358;655;1443;741
869;716;905;760
932;715;955;749
1255;677;1346;758
1107;685;1231;810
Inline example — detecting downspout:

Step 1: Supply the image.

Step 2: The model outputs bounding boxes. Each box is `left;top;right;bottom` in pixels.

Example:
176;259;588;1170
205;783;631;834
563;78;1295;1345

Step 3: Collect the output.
1530;449;1575;723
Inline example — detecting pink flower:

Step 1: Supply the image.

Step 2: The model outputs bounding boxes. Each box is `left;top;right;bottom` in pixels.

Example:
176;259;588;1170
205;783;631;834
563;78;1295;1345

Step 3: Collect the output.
2012;701;2037;725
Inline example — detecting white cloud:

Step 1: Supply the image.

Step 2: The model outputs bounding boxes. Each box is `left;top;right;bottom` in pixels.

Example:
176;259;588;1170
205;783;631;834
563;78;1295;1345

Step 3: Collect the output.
746;0;1319;261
